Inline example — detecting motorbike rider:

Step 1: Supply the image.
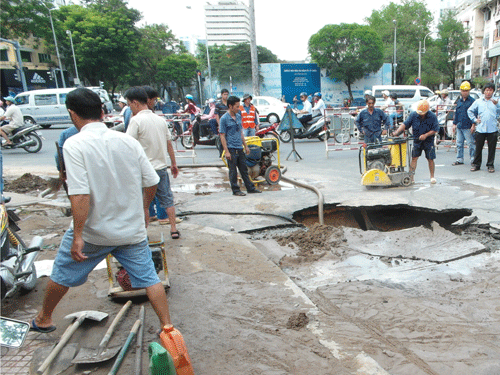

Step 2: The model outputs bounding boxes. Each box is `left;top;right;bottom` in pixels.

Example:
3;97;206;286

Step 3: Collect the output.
295;92;313;126
240;93;259;137
200;98;218;136
311;92;326;118
0;96;24;146
181;94;200;131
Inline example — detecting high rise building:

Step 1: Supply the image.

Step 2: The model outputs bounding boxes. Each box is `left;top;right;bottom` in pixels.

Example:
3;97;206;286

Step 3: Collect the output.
204;1;251;46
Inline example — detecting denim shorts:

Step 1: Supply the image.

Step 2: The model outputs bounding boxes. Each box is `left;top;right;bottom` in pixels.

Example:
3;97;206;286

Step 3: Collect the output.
412;140;436;160
51;229;161;288
155;168;174;209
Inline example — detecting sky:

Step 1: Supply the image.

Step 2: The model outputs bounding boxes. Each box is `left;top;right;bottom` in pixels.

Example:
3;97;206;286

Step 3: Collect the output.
125;0;440;61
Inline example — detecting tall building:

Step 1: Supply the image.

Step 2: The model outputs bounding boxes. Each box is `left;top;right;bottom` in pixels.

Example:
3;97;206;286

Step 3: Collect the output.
204;1;251;46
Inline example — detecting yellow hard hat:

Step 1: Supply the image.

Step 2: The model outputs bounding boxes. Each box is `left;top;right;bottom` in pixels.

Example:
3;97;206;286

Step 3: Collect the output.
460;81;471;91
435;90;441;95
416;100;430;115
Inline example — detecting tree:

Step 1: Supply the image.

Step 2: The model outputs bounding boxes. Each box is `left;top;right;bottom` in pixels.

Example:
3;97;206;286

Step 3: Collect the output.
52;1;140;95
366;0;433;84
128;24;186;91
308;23;383;100
156;54;198;99
436;10;471;86
1;0;52;40
196;43;278;82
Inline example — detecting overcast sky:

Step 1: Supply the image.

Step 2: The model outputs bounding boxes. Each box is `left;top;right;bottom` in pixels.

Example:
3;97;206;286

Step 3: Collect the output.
126;0;438;61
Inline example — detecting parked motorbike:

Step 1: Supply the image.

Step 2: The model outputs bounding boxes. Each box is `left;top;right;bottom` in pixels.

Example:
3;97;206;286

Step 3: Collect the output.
1;123;43;153
1;199;43;300
279;114;330;143
255;122;280;139
180;115;219;150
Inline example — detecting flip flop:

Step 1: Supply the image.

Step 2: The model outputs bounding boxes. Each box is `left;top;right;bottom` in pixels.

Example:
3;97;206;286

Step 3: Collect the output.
30;319;56;333
170;231;180;239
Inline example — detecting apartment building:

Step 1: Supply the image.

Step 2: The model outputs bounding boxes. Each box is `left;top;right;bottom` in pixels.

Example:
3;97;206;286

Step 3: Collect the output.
204;1;251;46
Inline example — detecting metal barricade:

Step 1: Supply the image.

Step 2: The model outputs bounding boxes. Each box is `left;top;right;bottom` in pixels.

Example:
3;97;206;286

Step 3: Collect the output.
160;113;197;162
325;107;364;158
435;104;456;151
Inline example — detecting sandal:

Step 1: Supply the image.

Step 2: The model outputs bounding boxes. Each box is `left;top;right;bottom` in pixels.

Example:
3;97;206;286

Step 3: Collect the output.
470;166;480;172
30;319;56;333
170;231;180;239
488;167;495;173
452;161;464;166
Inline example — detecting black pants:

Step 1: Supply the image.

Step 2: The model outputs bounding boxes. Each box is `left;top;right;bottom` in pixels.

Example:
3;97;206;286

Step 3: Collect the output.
472;132;498;168
299;114;312;126
227;148;255;193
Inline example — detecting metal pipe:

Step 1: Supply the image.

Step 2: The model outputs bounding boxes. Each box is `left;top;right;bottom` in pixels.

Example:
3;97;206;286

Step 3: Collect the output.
66;30;79;85
44;4;66;88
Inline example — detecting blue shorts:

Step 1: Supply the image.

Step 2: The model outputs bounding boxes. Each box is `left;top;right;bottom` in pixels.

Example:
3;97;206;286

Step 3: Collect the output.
156;168;174;209
51;229;161;288
412;140;436;160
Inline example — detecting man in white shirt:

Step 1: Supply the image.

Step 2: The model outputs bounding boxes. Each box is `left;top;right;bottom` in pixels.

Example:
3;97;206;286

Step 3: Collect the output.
295;92;313;126
381;90;395;129
31;88;172;334
0;96;24;145
312;92;326;117
126;86;181;239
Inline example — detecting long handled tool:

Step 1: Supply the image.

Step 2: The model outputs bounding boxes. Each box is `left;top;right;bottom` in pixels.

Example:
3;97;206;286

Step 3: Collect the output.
37;310;108;375
134;306;145;375
72;300;133;364
107;318;142;375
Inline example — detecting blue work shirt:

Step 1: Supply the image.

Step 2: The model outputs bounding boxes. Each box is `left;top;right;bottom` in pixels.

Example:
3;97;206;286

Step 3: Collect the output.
355;108;390;135
219;111;243;149
404;111;440;143
453;95;475;129
123;107;132;131
467;96;500;133
54;126;79;171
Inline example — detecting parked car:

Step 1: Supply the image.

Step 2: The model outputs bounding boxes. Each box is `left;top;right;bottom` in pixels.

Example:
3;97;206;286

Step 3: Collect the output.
14;87;113;128
252;96;289;124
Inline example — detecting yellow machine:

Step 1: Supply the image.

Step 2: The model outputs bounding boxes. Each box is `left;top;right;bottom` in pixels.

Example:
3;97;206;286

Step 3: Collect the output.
106;236;169;298
221;136;282;185
359;137;413;187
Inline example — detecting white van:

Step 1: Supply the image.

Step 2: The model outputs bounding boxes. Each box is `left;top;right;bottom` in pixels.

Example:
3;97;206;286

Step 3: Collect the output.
372;85;434;110
14;87;113;129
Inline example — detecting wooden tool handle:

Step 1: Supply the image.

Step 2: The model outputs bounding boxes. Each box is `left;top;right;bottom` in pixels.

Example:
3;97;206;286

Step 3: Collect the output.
99;300;132;348
38;316;84;374
107;319;142;375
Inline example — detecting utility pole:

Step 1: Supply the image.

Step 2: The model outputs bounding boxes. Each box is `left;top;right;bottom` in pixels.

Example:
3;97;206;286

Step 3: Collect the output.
249;0;259;96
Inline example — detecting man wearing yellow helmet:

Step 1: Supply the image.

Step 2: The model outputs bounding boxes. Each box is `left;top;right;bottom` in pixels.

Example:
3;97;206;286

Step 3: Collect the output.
452;81;476;166
393;99;440;184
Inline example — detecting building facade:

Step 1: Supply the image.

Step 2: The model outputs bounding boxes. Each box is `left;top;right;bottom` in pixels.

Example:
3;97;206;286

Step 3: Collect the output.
204;1;251;46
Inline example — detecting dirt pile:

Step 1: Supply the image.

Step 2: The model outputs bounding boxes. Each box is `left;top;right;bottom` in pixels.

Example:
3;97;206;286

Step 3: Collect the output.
274;223;346;262
4;173;50;194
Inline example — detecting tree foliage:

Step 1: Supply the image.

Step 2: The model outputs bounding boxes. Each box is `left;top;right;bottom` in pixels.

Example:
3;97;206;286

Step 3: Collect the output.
366;0;433;85
308;23;383;100
1;0;53;40
196;43;279;82
437;10;471;85
156;54;198;99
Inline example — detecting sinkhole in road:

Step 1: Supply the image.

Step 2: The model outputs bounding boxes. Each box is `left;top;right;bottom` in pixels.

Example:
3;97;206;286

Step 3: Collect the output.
293;204;472;231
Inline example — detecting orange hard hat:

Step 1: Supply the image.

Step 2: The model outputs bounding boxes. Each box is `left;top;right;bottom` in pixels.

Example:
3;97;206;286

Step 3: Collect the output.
415;100;430;115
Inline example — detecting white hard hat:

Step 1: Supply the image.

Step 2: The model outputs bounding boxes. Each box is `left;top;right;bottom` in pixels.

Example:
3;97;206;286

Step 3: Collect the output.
118;96;127;104
208;98;215;103
382;90;390;96
364;90;372;96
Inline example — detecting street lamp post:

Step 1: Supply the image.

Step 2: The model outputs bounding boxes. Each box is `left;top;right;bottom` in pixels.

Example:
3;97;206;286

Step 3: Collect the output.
43;4;66;88
66;30;80;85
393;20;397;85
418;32;434;85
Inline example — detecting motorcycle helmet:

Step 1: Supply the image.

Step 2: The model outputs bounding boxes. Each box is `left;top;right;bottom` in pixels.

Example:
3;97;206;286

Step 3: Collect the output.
300;92;308;97
415;100;430;115
382;90;390;97
3;96;15;103
364;90;372;96
185;94;194;100
313;92;322;98
460;81;471;91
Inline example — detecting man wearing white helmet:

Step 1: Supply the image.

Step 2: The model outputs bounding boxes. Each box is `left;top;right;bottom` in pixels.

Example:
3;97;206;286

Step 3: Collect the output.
311;92;326;117
0;96;23;146
381;90;395;130
452;81;476;166
393;100;440;184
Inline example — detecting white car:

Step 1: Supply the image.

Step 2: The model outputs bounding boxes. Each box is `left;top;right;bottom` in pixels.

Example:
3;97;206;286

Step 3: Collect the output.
252;96;289;124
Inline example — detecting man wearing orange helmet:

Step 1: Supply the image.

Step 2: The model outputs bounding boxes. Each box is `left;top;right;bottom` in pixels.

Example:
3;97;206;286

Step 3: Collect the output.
452;81;476;166
393;99;440;184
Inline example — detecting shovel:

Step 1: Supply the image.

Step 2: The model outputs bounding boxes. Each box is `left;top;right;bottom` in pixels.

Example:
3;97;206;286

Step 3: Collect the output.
72;300;133;364
37;310;108;375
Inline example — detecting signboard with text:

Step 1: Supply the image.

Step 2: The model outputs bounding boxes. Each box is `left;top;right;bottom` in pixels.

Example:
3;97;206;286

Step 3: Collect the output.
281;64;321;104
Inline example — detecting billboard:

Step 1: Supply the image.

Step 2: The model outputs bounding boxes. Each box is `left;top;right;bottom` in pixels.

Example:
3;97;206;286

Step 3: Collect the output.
280;64;321;104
